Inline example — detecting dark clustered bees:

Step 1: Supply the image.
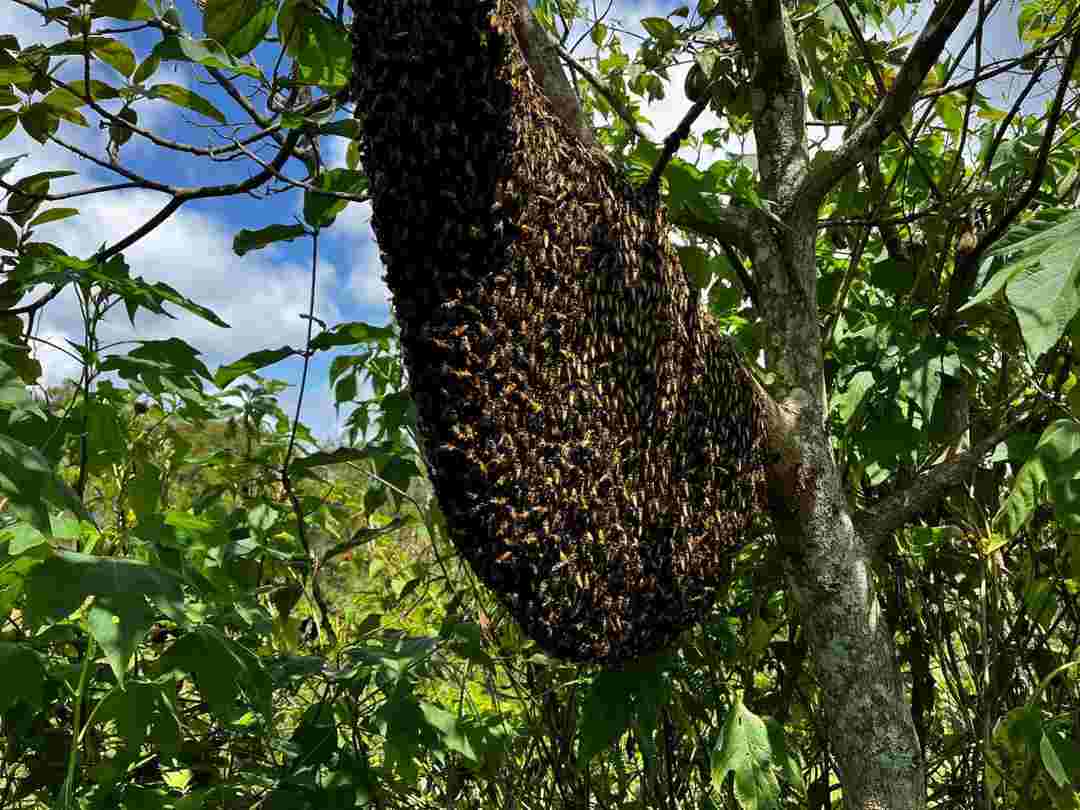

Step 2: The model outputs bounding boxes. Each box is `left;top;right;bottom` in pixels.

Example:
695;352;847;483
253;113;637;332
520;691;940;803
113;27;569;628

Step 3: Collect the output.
350;0;769;665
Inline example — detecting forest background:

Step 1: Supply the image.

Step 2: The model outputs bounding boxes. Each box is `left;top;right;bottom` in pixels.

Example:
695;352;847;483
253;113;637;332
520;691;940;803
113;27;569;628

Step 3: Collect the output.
3;0;1080;808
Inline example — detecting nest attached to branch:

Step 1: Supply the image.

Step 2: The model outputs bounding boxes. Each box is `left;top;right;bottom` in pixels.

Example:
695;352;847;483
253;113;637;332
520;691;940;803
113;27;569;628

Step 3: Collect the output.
350;0;768;665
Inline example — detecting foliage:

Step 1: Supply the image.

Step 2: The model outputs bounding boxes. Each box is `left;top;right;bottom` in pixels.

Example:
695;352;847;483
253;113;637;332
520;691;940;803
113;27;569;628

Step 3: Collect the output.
1;0;1080;808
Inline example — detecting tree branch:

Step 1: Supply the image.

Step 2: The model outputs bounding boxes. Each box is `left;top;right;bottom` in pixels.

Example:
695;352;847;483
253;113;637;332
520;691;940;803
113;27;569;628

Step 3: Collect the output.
721;243;761;312
551;39;648;143
668;202;773;257
719;0;808;207
854;417;1027;548
643;91;712;196
970;26;1080;261
919;38;1063;100
835;0;942;202
796;0;975;213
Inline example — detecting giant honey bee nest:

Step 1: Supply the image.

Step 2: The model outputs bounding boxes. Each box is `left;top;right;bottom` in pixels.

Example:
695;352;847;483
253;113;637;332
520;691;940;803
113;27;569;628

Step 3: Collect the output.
350;0;769;664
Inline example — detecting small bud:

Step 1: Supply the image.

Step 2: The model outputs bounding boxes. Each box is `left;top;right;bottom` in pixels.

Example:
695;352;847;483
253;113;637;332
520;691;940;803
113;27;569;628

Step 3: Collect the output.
957;227;977;256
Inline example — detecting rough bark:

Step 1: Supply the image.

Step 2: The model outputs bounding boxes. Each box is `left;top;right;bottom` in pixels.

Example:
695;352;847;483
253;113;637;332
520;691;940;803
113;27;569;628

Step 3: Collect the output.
719;2;974;807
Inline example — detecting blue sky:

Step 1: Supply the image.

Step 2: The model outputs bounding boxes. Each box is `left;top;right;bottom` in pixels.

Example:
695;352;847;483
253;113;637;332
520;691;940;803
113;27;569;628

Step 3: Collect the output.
3;0;1032;446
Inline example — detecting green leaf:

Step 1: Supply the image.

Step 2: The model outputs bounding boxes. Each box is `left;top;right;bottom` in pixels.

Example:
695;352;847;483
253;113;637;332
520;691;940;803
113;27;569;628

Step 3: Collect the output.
1001;704;1044;753
27;207;78;227
662;155;711;217
346;137;361;169
765;718;804;790
49;105;89;128
1025;578;1057;628
215;346;300;388
92;37;136;76
577;671;638;765
162;6;182;29
630;660;671;766
308;320;396;350
94;682;180;764
0;433;94;533
42;79;120;111
23;551;185;683
45;254;232;330
303;167;367;227
202;0;276;58
48;37;136;78
0;215;17;250
150;34;261;78
831;370;874;425
109;106;137;148
286;446;372;476
84;397;125;476
291;703;338;768
20;102;59;144
317;118;363;139
591;21;608;47
641;17;677;44
0;49;33;86
677;244;711;289
962;210;1080;360
129;459;161;522
14;169;77;187
709;278;741;313
997;420;1080;536
147;83;226;123
131;49;161;84
221;0;277;57
899;344;960;420
203;0;261;42
5;172;46;226
91;0;156;21
936;94;963;132
277;0;351;89
158;625;272;722
334;372;357;404
712;696;782;810
0;357;47;425
0;642;45;713
869;257;915;296
1041;728;1080;788
440;621;490;664
99;337;216;395
421;702;480;763
859;398;921;467
233;223;307;256
817;2;846;31
0;110;17;142
376;689;428;781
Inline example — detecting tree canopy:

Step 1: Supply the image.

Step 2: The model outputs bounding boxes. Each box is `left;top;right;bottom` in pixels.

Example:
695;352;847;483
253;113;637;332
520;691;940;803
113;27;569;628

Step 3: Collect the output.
3;1;1080;808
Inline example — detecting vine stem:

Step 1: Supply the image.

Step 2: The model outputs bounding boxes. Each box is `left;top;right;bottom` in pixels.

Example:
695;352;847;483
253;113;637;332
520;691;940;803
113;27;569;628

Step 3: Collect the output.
59;633;97;809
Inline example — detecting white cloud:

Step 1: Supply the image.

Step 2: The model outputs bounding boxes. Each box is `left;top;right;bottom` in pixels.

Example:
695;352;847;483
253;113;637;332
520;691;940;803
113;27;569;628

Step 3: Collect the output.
343;237;392;313
20;183;353;437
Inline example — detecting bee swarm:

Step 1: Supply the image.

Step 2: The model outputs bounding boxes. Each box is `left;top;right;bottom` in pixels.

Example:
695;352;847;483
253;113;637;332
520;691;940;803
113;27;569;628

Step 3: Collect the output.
350;0;768;665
